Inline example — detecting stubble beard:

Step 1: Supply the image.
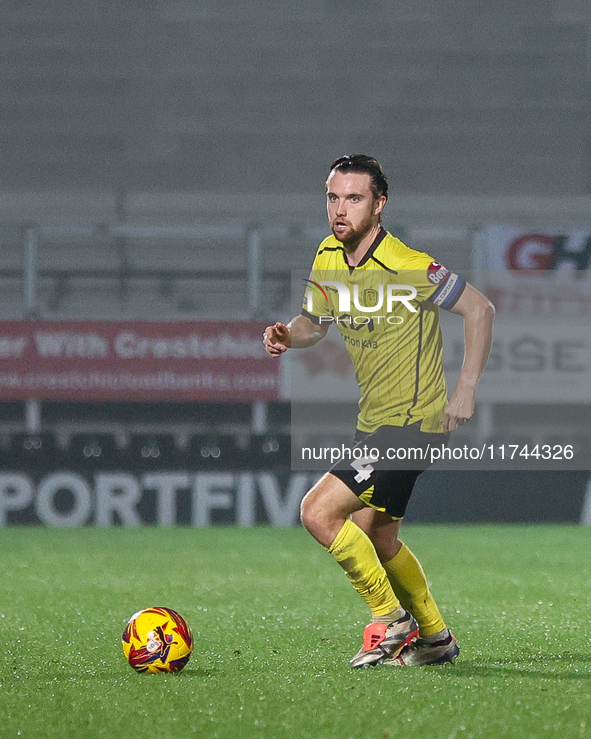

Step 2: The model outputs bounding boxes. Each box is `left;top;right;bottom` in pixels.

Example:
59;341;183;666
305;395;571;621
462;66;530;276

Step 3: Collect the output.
332;215;377;253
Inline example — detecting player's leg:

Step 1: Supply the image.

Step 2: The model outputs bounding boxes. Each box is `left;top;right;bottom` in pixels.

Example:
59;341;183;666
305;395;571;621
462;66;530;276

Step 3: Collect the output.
352;507;459;666
352;507;447;636
300;473;418;667
338;425;458;665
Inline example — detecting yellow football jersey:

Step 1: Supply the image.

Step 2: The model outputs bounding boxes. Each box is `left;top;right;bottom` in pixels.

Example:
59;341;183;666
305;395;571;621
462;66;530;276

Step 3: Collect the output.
301;227;466;433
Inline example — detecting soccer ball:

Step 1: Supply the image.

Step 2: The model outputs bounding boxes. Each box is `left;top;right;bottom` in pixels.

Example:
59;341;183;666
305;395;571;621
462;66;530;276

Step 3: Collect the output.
122;607;193;673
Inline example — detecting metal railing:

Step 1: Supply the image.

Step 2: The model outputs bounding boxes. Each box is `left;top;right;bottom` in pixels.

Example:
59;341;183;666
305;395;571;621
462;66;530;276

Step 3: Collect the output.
12;222;329;320
1;221;330;434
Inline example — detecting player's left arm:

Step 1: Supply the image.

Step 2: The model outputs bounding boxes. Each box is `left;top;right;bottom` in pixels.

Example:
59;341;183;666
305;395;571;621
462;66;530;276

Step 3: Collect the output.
443;283;495;432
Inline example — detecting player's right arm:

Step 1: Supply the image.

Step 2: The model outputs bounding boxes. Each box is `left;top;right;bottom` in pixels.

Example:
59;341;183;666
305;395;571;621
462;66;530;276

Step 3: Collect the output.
263;315;329;357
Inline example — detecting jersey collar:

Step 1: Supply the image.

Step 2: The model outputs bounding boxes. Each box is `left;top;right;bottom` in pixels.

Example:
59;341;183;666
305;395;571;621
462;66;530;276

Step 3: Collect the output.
343;226;387;269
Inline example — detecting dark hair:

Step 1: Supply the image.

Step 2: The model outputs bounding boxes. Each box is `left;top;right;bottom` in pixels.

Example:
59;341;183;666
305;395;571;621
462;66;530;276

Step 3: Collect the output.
328;154;388;200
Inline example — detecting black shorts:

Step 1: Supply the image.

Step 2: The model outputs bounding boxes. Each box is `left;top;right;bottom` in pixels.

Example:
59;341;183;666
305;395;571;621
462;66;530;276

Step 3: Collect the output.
329;424;446;520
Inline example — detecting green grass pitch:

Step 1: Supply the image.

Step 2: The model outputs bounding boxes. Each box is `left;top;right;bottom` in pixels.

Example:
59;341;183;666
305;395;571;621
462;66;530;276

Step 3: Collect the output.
0;525;589;739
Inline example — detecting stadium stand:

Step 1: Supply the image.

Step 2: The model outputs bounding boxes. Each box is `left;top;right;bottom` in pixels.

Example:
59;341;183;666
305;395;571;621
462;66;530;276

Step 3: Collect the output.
0;1;587;197
0;2;590;521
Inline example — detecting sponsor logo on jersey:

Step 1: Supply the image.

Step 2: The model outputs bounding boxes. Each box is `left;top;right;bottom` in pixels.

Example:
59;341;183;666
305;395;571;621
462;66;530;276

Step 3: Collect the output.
427;262;449;285
427;262;450;285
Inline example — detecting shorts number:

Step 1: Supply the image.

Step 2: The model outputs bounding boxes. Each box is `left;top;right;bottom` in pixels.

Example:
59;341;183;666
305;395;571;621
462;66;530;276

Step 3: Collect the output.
351;456;375;483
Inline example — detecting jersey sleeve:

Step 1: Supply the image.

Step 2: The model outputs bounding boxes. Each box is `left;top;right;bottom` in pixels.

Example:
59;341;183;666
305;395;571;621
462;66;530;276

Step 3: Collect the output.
400;251;466;310
425;264;466;310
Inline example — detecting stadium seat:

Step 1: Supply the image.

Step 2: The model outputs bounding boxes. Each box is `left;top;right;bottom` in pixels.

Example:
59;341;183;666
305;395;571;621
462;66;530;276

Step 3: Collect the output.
128;433;180;469
185;434;244;470
4;432;60;469
67;433;123;469
246;434;292;469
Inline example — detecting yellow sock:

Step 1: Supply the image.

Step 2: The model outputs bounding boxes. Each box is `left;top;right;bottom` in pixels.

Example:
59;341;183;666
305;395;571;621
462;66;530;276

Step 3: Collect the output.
327;519;400;618
382;542;446;636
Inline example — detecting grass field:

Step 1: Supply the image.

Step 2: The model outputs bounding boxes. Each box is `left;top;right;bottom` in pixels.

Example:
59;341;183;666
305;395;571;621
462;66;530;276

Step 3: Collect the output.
0;525;589;739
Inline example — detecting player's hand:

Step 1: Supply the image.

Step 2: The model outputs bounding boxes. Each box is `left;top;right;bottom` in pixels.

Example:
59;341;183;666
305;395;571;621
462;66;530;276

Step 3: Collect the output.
263;322;291;357
441;387;475;433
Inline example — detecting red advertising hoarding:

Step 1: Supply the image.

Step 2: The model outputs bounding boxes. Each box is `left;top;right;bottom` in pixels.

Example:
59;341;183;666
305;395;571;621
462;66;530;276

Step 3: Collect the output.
0;321;279;401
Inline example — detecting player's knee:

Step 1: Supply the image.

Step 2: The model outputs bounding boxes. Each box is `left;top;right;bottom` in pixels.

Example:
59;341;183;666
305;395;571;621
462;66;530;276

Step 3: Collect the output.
300;490;330;538
301;491;347;549
299;491;318;532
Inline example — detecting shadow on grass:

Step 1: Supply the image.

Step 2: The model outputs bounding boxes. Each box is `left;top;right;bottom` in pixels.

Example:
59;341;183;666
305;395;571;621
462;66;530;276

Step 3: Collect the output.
11;664;220;683
119;665;218;679
452;655;591;681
